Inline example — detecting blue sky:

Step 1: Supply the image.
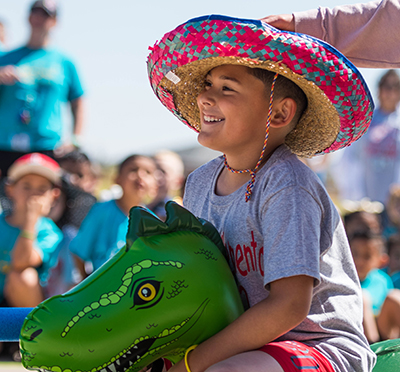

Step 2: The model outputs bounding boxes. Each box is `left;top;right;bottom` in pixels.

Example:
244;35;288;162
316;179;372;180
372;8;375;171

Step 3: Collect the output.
0;0;386;163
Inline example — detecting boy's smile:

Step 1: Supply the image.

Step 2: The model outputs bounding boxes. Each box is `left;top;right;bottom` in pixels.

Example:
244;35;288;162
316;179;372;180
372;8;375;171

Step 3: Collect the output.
197;65;270;164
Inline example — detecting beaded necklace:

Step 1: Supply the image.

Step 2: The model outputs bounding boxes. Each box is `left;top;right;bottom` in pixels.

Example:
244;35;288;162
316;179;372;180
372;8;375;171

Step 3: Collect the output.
223;73;278;202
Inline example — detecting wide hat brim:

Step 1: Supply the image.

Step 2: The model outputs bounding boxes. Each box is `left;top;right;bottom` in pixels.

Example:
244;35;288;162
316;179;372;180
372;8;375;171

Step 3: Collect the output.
147;15;374;157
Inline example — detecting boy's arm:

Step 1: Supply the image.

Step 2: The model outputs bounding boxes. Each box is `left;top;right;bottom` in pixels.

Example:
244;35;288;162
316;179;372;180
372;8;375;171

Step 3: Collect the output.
262;0;400;68
11;196;46;271
169;275;314;372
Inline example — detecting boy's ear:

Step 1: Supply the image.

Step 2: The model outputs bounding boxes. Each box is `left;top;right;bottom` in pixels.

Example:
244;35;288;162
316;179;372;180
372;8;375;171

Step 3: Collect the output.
52;187;61;200
270;97;297;128
4;182;12;198
379;252;389;269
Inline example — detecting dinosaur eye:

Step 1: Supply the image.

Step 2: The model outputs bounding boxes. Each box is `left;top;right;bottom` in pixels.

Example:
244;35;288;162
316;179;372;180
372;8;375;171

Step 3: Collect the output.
138;283;156;301
132;280;163;309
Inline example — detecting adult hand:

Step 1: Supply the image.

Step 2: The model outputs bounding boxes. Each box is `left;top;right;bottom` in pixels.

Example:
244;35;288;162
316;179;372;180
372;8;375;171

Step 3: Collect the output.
260;14;295;32
54;142;78;157
0;65;20;85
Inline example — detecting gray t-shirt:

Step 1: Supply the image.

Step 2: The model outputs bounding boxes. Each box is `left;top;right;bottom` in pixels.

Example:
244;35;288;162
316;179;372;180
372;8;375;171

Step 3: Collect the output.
183;145;376;372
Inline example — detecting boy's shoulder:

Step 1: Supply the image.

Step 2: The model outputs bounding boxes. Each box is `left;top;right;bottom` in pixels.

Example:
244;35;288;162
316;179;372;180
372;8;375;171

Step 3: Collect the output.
0;213;16;232
83;199;126;224
189;156;223;178
364;269;394;292
260;145;322;189
37;216;62;237
188;146;322;191
88;199;117;213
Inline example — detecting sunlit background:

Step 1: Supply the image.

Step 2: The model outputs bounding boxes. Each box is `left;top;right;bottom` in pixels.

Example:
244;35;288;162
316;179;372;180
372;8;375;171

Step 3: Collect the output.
0;0;387;165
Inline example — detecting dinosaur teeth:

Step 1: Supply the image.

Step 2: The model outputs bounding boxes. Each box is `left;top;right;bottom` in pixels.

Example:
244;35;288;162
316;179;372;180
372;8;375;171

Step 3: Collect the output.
109;364;117;372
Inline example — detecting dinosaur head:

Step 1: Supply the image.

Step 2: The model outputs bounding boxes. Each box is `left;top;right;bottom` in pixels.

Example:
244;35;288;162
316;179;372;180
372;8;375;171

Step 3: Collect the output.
20;202;244;372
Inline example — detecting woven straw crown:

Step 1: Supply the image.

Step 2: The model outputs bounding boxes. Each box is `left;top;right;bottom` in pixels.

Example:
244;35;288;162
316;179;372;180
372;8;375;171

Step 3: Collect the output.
147;15;374;157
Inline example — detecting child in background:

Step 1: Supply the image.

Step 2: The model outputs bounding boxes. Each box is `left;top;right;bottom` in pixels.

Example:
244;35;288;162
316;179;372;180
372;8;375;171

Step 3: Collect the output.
343;210;383;239
0;153;62;307
56;149;100;195
348;230;392;342
382;185;400;239
69;154;158;277
348;230;400;343
148;15;375;372
148;150;185;221
386;234;400;288
45;149;98;296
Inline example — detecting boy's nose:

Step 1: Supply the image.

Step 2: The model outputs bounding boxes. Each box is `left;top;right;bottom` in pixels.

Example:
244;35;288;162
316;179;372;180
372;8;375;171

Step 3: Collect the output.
197;89;215;107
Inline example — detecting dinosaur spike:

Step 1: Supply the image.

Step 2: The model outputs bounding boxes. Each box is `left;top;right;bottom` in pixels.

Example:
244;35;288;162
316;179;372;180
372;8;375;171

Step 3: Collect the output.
126;207;166;248
126;202;226;256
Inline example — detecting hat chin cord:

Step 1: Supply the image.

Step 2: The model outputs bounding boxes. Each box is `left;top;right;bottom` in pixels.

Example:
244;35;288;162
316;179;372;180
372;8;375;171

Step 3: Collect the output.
223;73;278;202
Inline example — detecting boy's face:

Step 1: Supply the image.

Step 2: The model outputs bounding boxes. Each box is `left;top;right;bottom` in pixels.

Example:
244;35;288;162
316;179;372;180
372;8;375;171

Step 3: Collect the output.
196;65;269;156
350;238;382;281
61;159;97;194
378;75;400;112
387;194;400;226
116;157;158;203
29;7;57;32
7;173;58;216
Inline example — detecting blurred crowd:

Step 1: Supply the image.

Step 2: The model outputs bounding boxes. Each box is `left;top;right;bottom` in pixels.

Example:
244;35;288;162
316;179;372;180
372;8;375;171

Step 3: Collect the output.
1;0;400;364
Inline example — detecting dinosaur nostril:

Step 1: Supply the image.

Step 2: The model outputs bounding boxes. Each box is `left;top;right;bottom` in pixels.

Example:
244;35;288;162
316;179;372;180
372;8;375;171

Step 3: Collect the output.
30;329;43;341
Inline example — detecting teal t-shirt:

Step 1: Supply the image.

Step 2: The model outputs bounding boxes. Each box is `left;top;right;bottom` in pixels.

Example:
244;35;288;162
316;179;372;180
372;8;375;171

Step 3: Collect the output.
361;269;394;316
69;200;128;271
0;47;84;151
0;214;63;301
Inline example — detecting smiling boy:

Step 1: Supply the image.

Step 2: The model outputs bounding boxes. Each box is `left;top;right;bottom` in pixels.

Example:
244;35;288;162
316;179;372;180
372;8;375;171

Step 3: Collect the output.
148;15;376;372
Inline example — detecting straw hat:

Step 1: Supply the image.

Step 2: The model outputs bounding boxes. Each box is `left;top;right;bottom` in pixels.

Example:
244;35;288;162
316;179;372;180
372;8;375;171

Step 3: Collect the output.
147;15;374;157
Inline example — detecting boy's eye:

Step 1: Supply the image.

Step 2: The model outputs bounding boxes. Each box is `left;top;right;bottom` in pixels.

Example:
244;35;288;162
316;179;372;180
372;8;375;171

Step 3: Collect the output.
204;80;212;88
222;85;233;92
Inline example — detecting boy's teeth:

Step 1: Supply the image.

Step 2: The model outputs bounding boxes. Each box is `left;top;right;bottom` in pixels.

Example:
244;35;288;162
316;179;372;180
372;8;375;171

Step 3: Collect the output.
204;116;223;122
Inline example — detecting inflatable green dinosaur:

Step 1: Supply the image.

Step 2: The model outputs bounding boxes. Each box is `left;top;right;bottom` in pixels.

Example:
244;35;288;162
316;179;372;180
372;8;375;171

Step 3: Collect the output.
20;202;244;372
18;201;400;372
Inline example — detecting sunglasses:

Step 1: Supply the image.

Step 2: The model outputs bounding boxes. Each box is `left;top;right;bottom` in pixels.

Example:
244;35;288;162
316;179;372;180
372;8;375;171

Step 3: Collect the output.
30;8;52;18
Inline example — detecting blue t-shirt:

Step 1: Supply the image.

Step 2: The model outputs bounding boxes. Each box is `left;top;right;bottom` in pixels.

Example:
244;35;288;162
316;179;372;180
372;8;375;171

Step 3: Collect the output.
0;214;63;301
69;200;128;271
0;47;84;151
361;268;394;315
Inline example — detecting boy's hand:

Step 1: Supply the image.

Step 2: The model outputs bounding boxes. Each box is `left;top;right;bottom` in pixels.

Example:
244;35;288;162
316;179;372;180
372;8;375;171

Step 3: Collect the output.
167;275;314;372
26;195;52;221
0;65;20;85
260;14;295;32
